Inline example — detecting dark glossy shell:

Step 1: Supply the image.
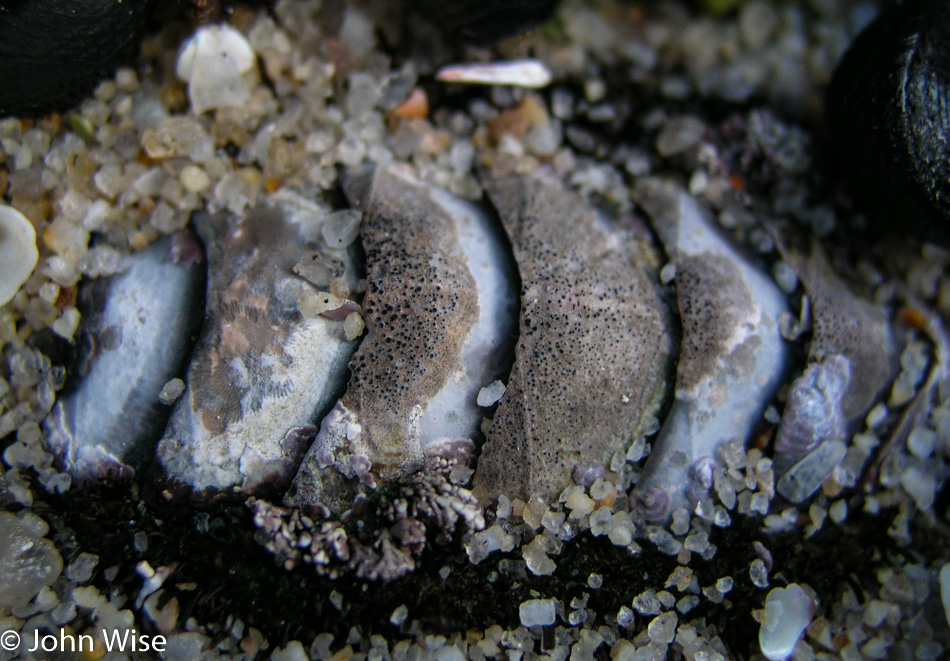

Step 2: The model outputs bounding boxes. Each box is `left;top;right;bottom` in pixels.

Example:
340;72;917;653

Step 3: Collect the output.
827;0;950;240
0;0;158;118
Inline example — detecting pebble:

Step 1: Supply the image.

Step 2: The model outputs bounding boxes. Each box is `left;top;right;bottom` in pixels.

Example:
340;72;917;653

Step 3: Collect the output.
607;513;635;547
829;499;848;524
495;494;512;519
0;205;39;306
159;378;187;405
771;260;798;294
750;559;770;589
703;584;725;604
0;512;63;608
739;1;780;48
51;601;77;625
590;478;613;501
917;641;945;661
80;244;123;277
343;312;365;341
541;510;566;534
51;307;81;341
655;116;706;157
649;528;683;556
648;612;678;645
322;210;363;250
163;632;209;660
566;492;595;519
866;403;889;429
617;606;634;627
477;380;507;407
660;262;676;284
180;165;211;193
776;440;847;503
272;641;309;661
589;507;613;536
390;605;408;626
633;590;662;616
758;584;815;661
899;467;936;511
907;427;938;459
144;590;180;634
65;552;98;584
519;598;557;627
523;538;556;576
522;498;546;529
465;525;514;564
142;117;215;162
670;508;690;536
861;600;896;628
676;595;700;614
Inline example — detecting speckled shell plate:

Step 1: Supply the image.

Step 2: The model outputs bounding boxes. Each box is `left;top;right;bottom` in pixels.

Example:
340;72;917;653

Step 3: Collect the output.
287;165;519;511
472;171;676;503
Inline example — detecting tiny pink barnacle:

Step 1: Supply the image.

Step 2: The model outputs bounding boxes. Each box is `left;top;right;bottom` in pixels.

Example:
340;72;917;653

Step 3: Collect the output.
572;462;606;489
630;487;672;523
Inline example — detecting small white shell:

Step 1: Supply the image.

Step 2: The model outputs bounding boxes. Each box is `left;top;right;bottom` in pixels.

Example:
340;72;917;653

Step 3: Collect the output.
0;204;38;306
176;24;256;114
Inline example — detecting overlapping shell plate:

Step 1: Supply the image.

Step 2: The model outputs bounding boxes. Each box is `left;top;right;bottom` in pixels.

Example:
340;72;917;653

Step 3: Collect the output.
0;0;949;659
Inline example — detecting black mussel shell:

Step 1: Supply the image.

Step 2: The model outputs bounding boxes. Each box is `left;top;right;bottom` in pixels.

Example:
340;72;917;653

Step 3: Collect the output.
827;0;950;240
413;0;562;43
0;0;159;118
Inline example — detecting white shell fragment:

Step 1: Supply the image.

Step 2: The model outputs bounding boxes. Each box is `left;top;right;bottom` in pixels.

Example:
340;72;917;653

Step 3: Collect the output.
633;179;790;520
287;165;518;510
759;584;816;661
436;59;553;88
156;196;361;498
0;204;39;306
176;24;256;114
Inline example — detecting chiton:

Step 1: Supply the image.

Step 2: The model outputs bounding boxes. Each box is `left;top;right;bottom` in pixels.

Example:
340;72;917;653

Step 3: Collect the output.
8;1;914;586
41;151;864;579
